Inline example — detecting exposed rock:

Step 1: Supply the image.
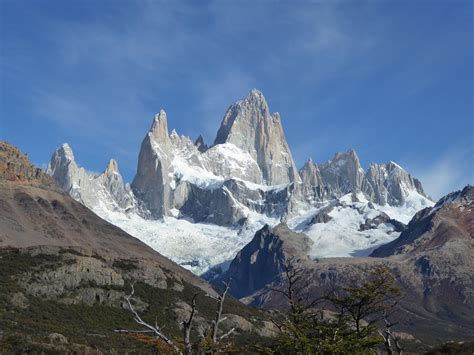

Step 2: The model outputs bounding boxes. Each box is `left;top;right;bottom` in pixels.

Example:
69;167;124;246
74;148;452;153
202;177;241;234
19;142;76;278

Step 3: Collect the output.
318;149;366;197
49;333;68;345
214;89;300;185
47;143;136;213
222;223;312;298
363;161;428;206
310;205;335;224
194;135;208;152
358;211;406;232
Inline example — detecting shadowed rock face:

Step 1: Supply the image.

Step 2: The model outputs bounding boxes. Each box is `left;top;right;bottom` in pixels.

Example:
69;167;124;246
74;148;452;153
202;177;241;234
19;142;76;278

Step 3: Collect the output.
222;223;312;298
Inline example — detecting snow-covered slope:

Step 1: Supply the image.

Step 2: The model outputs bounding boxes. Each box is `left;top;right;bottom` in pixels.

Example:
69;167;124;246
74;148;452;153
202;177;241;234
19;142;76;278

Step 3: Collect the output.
288;192;433;258
47;89;434;275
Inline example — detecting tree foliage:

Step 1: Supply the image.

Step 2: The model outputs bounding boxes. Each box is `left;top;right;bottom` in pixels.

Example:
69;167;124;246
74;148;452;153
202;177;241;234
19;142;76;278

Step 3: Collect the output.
271;259;403;354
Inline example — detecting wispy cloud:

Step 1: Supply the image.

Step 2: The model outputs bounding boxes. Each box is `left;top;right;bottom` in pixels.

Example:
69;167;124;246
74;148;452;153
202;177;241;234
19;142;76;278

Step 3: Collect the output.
407;144;473;200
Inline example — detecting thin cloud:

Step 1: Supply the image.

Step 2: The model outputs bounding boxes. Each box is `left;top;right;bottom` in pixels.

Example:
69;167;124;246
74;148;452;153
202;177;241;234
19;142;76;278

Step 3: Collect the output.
408;144;473;200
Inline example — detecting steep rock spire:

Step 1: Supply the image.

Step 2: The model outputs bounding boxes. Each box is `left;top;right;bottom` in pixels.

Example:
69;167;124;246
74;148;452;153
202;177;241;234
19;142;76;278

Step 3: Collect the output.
213;89;300;185
150;110;170;145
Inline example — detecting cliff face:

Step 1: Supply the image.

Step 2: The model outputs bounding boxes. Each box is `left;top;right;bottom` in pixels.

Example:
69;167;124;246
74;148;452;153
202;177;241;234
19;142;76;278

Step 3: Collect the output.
214;89;300;185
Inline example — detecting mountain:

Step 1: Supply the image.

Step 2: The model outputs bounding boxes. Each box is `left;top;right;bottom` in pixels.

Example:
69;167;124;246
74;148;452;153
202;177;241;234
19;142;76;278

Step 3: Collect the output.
218;186;474;344
223;224;313;298
371;185;473;257
0;141;274;352
214;89;300;185
47;89;433;275
48;143;137;214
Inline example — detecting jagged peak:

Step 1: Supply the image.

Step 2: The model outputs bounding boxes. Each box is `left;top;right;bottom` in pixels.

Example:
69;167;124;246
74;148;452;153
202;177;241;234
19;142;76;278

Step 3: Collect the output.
58;143;75;161
170;128;179;138
328;148;361;167
149;109;169;143
105;158;119;174
234;88;269;113
271;112;281;124
194;134;208;153
250;88;263;96
387;161;405;171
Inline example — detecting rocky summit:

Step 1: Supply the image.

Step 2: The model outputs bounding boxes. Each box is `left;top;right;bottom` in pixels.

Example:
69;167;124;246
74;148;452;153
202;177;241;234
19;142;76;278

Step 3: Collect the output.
47;89;434;275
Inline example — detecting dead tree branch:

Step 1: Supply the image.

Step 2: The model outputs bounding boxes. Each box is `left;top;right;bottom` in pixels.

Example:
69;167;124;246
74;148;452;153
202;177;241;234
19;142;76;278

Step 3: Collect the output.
116;282;182;354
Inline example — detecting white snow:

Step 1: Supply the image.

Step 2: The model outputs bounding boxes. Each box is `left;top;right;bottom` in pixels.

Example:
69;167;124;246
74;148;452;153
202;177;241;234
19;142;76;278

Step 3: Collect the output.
376;190;434;224
89;203;279;275
171;154;224;189
287;192;432;259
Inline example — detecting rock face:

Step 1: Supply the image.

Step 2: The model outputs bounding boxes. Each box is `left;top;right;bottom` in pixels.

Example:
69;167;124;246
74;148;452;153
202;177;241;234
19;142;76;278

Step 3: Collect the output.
214;89;300;185
363;161;428;206
300;150;429;207
222;224;312;298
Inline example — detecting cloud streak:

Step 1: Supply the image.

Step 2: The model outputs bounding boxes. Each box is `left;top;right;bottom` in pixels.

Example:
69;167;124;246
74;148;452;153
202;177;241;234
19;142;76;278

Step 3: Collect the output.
408;144;473;200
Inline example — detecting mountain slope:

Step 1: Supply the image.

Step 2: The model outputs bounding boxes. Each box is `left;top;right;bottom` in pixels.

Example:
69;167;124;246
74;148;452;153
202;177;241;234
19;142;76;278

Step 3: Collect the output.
371;185;473;257
0;141;272;352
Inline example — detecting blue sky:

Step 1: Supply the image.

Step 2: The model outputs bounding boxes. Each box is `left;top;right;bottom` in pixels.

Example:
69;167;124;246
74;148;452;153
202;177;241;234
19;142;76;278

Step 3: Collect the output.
1;0;472;199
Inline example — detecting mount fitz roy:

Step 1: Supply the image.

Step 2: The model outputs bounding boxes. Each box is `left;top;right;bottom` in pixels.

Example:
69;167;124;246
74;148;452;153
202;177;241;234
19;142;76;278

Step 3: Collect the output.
48;89;433;275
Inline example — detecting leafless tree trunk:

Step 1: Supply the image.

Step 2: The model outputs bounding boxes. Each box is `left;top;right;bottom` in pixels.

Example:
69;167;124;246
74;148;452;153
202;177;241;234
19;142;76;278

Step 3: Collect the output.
378;313;403;355
115;283;182;354
182;294;197;355
210;280;234;343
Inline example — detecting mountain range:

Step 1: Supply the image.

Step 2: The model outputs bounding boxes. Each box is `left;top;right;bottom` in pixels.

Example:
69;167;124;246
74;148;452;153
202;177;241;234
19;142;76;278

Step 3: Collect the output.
47;89;433;275
1;89;472;351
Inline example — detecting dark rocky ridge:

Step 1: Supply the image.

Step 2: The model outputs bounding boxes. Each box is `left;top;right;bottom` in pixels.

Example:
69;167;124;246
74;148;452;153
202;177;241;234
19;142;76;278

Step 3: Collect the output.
223;224;312;298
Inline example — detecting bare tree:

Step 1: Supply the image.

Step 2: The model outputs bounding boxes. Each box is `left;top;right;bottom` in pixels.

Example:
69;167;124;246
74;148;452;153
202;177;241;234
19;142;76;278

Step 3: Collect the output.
209;280;235;344
117;281;235;354
115;282;182;353
378;312;403;355
182;294;197;355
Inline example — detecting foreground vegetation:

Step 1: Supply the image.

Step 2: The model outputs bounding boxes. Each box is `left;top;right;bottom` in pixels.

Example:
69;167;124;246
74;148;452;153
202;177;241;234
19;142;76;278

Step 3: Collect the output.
0;249;471;354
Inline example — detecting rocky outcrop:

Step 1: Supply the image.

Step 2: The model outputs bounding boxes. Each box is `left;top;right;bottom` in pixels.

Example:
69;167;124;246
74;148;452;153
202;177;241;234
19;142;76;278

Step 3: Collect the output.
0;141;56;188
222;223;312;298
194;135;208;153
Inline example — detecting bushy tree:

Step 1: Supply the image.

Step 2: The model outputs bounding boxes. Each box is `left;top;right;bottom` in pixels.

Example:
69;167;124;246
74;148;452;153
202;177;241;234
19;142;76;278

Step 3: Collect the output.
271;259;402;354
